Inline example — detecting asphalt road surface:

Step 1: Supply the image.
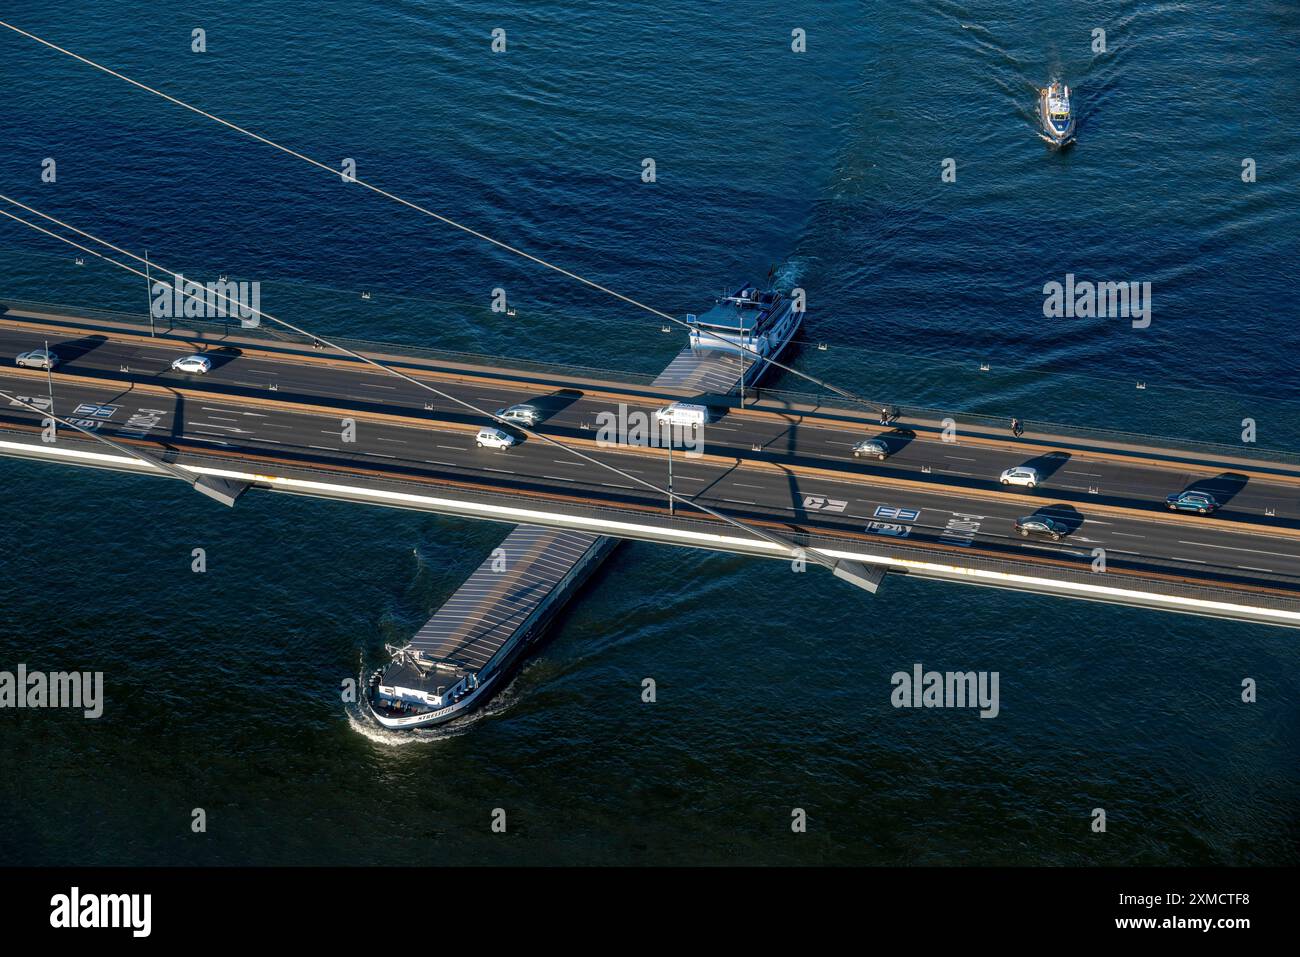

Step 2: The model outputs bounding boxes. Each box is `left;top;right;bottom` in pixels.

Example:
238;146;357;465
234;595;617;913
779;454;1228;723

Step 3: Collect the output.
3;316;1300;595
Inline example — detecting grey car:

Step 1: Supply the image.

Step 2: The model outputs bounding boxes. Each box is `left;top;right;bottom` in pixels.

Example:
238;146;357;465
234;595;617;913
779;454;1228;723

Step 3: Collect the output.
496;404;541;427
852;438;890;461
15;349;59;370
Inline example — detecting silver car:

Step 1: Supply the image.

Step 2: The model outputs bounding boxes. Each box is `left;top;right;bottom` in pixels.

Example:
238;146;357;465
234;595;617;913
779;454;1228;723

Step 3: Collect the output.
15;349;59;370
476;427;517;450
496;404;541;427
852;438;890;461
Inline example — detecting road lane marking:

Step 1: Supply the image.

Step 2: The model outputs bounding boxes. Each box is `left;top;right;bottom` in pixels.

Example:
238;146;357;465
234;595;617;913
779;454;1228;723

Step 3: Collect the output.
802;495;848;513
1178;540;1300;560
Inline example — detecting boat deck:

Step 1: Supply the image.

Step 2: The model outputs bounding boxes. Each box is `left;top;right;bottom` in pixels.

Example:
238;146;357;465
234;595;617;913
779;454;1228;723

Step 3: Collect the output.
652;347;759;393
386;525;610;695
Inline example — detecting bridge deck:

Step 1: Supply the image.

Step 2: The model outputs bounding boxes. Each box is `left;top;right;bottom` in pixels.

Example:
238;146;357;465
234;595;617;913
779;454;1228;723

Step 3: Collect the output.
6;305;1300;646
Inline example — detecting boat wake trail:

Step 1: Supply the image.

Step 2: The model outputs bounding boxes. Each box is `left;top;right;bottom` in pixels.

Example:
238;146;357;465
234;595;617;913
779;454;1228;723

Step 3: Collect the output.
342;660;523;746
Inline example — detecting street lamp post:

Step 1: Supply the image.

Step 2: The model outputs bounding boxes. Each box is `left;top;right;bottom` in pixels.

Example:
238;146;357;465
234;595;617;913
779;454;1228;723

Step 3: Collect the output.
668;438;674;515
145;248;155;337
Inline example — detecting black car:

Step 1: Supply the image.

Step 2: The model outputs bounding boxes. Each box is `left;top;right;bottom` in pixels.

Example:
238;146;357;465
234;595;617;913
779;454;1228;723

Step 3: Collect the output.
1014;515;1067;540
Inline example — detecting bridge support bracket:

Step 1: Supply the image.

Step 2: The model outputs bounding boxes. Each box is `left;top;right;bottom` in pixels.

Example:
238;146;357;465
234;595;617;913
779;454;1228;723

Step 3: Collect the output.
832;559;885;594
192;475;250;508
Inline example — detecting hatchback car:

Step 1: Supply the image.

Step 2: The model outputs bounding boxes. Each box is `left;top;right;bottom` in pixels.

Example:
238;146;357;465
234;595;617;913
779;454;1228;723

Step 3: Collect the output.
171;355;212;374
1014;515;1067;540
999;466;1041;488
1166;490;1218;514
852;438;890;461
476;427;516;450
496;404;541;427
15;349;59;370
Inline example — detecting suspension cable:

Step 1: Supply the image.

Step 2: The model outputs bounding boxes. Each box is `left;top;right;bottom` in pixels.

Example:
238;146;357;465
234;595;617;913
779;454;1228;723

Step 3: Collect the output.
0;196;826;567
0;18;871;408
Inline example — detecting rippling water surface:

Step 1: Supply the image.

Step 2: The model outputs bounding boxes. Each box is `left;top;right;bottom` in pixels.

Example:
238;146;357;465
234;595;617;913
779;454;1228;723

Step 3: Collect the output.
0;1;1296;865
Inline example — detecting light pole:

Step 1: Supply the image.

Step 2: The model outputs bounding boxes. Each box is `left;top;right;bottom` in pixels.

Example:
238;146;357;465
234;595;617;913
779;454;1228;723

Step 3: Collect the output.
668;437;674;515
145;248;155;337
44;338;54;426
739;326;747;409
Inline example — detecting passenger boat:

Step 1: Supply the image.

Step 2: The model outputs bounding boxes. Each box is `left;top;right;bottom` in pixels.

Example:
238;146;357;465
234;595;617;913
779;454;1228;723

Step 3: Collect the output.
1038;81;1076;148
685;284;802;387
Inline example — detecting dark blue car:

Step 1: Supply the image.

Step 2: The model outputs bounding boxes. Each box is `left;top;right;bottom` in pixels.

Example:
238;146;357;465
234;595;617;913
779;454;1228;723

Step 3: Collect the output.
1166;490;1218;514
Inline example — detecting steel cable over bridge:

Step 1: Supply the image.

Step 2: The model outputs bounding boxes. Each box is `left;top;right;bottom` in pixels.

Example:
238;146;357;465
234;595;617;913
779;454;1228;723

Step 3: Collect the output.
3;16;1297;732
1;195;912;601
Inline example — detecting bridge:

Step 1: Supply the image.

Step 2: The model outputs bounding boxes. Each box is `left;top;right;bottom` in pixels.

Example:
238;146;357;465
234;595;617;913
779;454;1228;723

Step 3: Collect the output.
4;299;1300;637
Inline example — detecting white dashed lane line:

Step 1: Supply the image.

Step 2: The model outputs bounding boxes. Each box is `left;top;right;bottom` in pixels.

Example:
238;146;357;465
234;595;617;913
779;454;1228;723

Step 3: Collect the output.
1178;540;1300;561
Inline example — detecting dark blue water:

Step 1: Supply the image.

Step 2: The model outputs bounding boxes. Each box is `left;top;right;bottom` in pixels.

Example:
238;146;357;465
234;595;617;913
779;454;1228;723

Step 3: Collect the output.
0;1;1296;865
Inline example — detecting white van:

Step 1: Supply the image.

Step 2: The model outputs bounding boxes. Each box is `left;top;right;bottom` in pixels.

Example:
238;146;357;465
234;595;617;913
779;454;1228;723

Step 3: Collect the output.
653;402;708;428
475;427;516;450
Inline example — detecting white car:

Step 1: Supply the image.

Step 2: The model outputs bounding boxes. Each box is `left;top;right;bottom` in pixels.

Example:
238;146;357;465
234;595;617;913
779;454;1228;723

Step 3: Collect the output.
171;355;212;374
476;427;516;450
15;349;59;370
999;466;1041;489
496;404;541;427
